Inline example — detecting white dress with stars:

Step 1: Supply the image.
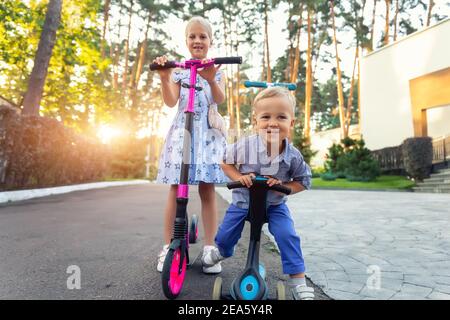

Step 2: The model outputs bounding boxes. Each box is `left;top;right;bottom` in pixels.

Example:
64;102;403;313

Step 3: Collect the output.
156;69;227;185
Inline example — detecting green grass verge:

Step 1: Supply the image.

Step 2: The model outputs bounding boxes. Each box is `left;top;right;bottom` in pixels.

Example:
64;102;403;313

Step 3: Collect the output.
312;175;415;190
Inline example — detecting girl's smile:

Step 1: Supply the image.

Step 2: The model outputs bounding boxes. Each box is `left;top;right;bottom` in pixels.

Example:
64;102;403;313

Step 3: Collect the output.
186;22;211;59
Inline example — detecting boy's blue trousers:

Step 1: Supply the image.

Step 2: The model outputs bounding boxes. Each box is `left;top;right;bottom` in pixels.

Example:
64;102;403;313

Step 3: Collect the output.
215;203;306;275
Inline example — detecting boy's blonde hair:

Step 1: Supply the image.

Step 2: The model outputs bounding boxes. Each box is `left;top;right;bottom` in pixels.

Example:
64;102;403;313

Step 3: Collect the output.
185;16;213;43
252;86;296;116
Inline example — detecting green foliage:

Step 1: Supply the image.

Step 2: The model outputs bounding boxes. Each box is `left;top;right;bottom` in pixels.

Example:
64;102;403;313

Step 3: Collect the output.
311;166;326;178
292;121;317;165
324;136;380;182
0;104;109;190
324;141;344;173
109;137;148;179
401;137;433;182
320;172;337;181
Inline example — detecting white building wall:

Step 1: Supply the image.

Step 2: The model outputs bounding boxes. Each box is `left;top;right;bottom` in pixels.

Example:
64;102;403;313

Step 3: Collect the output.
360;19;450;150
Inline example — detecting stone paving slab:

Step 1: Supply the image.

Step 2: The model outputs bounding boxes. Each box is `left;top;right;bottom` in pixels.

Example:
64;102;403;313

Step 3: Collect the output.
215;188;450;300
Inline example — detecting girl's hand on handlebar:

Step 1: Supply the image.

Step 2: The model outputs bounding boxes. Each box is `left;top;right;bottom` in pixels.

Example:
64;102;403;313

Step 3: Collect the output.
198;58;221;83
238;173;256;188
153;55;172;80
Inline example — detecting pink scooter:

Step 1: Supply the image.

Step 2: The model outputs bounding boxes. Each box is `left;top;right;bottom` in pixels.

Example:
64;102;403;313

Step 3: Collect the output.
150;56;242;299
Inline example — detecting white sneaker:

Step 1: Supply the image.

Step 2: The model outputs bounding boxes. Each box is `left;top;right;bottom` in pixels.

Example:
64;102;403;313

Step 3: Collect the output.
201;246;223;274
157;244;169;272
291;285;315;300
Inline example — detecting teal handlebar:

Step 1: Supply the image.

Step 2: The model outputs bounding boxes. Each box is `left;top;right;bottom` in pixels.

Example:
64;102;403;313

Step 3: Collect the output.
244;81;297;91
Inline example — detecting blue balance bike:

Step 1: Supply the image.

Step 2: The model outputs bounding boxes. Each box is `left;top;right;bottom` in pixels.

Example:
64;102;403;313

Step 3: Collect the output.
212;176;291;300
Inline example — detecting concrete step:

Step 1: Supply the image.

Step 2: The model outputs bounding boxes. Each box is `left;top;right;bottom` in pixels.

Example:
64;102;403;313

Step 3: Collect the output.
431;171;450;179
425;176;450;183
416;181;450;188
413;186;450;193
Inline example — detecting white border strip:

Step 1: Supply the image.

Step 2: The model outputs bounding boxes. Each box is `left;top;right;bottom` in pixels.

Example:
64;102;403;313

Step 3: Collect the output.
0;180;151;204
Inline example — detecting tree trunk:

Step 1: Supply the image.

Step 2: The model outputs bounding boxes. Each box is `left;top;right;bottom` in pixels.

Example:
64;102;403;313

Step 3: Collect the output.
369;0;378;52
112;0;123;90
221;11;231;119
101;0;111;59
393;0;399;41
384;0;390;46
113;44;120;90
304;9;312;142
290;3;303;84
262;38;266;81
331;0;347;139
236;64;241;138
426;0;435;27
122;0;134;93
264;0;271;82
22;0;62;115
345;45;359;134
357;46;361;130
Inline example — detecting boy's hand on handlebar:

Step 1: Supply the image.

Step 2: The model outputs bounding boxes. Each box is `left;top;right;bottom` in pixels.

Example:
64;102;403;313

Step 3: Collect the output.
198;58;220;83
153;55;172;80
238;173;256;188
264;176;282;187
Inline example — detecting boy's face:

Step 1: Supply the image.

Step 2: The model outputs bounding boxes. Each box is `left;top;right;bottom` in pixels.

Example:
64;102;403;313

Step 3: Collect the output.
253;96;295;146
186;22;211;59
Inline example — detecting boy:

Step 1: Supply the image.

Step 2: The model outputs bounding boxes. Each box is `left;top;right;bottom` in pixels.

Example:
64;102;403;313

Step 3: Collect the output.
202;87;314;300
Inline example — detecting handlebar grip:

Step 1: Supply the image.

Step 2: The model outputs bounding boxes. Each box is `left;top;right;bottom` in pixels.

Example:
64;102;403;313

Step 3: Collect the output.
244;81;266;88
282;83;297;91
149;61;177;71
244;80;297;91
270;184;291;195
214;57;242;65
226;181;244;190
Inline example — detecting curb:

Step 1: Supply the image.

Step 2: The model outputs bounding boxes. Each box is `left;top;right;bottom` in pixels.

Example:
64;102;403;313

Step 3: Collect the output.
0;180;151;204
311;187;414;192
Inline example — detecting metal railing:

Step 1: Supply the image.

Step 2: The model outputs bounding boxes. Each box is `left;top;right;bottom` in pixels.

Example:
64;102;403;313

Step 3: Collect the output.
432;135;450;164
371;146;404;172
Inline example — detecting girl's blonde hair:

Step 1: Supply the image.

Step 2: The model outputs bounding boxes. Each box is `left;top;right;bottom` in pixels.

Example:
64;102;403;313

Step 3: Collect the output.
252;86;296;115
185;16;213;43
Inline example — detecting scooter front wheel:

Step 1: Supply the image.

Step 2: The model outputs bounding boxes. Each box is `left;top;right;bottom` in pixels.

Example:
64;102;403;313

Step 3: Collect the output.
212;277;223;300
161;247;187;299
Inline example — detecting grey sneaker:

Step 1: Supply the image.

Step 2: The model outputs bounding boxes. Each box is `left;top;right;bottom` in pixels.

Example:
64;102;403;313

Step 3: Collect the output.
201;246;223;274
291;285;315;300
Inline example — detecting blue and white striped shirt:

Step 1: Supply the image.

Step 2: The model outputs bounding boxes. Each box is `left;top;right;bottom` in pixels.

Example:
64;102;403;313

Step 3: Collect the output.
223;134;312;209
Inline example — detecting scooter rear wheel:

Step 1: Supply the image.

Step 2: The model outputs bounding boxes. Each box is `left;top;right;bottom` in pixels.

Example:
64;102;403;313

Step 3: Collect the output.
189;214;199;244
276;281;286;300
162;248;187;299
212;277;223;300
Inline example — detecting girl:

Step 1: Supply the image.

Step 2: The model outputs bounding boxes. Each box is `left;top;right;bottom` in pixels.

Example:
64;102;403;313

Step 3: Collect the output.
153;16;226;274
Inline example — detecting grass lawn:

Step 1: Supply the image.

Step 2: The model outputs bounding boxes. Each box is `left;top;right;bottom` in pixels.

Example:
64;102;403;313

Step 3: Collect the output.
312;175;415;190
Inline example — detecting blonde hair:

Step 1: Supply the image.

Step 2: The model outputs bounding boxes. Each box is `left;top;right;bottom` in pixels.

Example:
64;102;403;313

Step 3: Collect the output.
252;86;296;115
185;16;213;43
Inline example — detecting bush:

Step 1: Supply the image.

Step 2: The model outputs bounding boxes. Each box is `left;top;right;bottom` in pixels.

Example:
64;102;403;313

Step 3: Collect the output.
324;137;380;182
312;167;326;178
292;121;317;165
320;172;337;181
109;137;147;179
401;137;432;181
341;139;380;182
0;108;110;190
324;142;344;174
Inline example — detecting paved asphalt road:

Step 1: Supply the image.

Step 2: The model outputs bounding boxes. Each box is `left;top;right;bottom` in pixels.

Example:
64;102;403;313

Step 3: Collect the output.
0;184;329;300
